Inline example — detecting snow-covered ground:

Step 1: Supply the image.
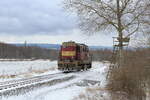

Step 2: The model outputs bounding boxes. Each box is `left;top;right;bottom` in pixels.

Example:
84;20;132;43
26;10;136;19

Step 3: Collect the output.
0;60;58;81
0;60;109;100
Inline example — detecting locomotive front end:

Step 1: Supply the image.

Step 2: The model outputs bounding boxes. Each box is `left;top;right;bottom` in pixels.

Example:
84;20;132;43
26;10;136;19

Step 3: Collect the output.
58;41;78;71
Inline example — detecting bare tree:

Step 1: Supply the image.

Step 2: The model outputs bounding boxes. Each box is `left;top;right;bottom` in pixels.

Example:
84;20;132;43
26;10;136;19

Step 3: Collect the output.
64;0;149;37
64;0;149;67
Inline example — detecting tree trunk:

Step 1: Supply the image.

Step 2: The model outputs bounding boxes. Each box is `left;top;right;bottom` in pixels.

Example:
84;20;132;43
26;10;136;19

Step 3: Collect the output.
117;0;124;67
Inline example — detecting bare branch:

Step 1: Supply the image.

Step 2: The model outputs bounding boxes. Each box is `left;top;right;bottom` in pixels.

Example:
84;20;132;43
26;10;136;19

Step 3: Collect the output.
70;1;118;30
125;19;140;37
64;0;150;37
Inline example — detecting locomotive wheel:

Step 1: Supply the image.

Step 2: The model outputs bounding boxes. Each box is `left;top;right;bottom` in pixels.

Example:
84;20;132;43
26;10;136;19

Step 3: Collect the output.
83;65;87;71
87;63;92;69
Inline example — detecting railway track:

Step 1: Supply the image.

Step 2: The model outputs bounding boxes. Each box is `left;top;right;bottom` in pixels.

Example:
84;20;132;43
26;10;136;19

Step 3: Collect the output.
0;72;62;92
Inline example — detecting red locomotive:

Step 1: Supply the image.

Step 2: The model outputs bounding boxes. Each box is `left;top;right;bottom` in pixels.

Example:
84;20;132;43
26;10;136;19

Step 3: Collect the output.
58;41;92;72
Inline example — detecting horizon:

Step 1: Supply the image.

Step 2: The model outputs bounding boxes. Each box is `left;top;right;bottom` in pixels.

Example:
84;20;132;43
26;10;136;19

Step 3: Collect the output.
8;42;113;47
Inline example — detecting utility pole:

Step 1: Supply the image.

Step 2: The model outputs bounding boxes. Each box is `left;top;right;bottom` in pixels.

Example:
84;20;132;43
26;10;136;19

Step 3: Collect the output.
0;43;2;58
24;40;27;48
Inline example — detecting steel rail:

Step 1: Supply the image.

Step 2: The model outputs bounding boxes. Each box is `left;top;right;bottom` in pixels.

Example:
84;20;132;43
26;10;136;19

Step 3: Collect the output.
0;72;62;91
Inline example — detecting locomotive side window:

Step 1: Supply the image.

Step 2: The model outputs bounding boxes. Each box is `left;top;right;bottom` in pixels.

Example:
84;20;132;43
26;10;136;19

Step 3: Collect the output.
62;45;67;48
83;47;85;52
77;45;80;52
86;47;89;52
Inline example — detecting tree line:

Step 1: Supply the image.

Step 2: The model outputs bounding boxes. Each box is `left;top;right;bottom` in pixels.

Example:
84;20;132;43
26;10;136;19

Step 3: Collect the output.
0;42;112;61
0;42;59;60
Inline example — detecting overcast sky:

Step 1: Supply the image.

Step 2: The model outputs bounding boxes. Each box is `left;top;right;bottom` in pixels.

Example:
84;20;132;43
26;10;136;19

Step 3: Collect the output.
0;0;115;46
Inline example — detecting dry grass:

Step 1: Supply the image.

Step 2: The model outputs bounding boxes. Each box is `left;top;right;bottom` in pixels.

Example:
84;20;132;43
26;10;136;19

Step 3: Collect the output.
0;74;16;79
22;66;57;78
29;66;56;74
107;48;150;100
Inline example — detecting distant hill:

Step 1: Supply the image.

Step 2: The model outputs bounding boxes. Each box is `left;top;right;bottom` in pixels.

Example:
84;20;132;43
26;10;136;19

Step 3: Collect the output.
89;46;112;50
10;43;112;50
11;43;61;50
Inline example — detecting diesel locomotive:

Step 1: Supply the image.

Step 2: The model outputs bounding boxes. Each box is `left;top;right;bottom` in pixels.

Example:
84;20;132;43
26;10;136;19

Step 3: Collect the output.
58;41;92;72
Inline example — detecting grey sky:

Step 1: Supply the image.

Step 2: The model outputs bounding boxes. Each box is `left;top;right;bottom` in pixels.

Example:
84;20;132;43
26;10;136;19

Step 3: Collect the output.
0;0;114;46
0;0;77;35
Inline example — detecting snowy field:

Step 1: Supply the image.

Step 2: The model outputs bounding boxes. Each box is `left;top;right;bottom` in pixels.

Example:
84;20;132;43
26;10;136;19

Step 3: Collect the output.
0;60;109;100
0;60;58;81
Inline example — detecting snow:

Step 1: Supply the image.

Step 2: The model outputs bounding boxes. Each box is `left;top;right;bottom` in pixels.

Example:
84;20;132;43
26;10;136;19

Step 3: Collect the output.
0;60;109;100
35;86;82;100
0;60;58;81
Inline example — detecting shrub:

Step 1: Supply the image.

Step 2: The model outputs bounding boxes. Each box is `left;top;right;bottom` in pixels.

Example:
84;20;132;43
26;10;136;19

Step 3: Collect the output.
107;48;150;100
